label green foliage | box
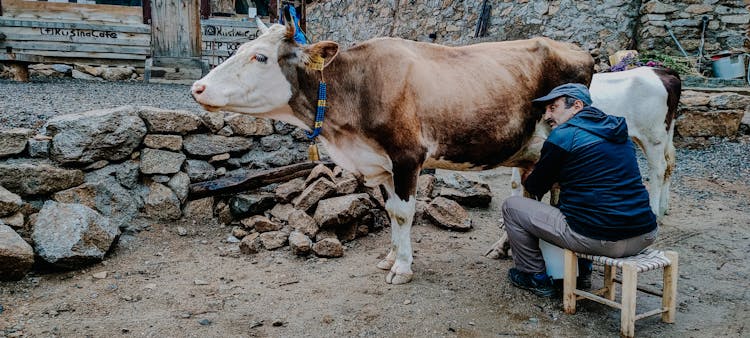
[637,51,695,75]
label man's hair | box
[563,96,581,108]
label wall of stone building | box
[638,0,749,57]
[305,0,748,69]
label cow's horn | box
[256,17,269,34]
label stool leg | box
[662,251,678,323]
[563,249,577,314]
[620,263,637,338]
[604,264,616,301]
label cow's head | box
[191,17,339,114]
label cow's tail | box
[653,67,682,132]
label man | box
[503,83,658,297]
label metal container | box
[711,52,746,79]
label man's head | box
[533,83,592,128]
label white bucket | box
[712,54,746,79]
[248,7,257,19]
[539,239,577,279]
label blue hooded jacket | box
[524,106,657,241]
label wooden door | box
[150,0,200,58]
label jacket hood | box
[565,106,629,143]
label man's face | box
[543,97,581,128]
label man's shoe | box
[508,268,556,298]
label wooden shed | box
[0,0,305,83]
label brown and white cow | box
[191,18,594,284]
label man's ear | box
[303,41,339,69]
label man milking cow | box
[502,83,659,297]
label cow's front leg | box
[381,162,420,285]
[384,192,416,284]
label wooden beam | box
[189,161,334,199]
[1,40,150,55]
[2,0,143,25]
[0,18,151,34]
[200,0,211,20]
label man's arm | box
[523,141,568,199]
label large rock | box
[140,148,186,175]
[0,185,23,217]
[85,160,140,189]
[0,128,34,158]
[229,193,276,218]
[144,183,182,220]
[313,193,373,228]
[143,134,183,151]
[434,173,492,207]
[32,201,119,269]
[197,111,225,133]
[259,231,288,250]
[288,231,312,256]
[100,67,133,81]
[312,238,344,258]
[0,159,84,196]
[676,110,745,137]
[138,107,202,134]
[292,177,337,211]
[275,177,306,202]
[53,177,141,230]
[241,215,282,232]
[183,134,254,157]
[0,223,34,281]
[425,197,472,231]
[184,159,217,182]
[45,106,147,164]
[288,209,319,238]
[226,114,274,136]
[168,171,191,203]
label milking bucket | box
[539,239,577,279]
[711,52,746,79]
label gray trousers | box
[501,196,658,274]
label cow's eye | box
[255,54,268,63]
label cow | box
[508,67,681,219]
[191,17,594,284]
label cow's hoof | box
[376,259,395,270]
[385,271,413,284]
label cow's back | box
[330,37,593,170]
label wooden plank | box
[634,307,667,321]
[1,0,144,25]
[200,18,257,28]
[151,0,200,58]
[152,56,203,68]
[0,27,150,46]
[1,40,150,55]
[10,50,147,60]
[201,35,251,43]
[0,18,150,34]
[0,53,45,62]
[573,289,623,309]
[620,263,638,338]
[662,251,678,324]
[604,264,617,301]
[189,162,334,199]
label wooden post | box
[563,249,577,314]
[662,251,678,323]
[0,0,4,17]
[604,264,617,301]
[620,263,638,338]
[200,0,211,19]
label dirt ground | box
[1,161,749,337]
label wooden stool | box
[562,248,678,337]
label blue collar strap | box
[305,81,326,139]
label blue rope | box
[306,82,326,139]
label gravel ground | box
[2,77,748,190]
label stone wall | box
[638,0,749,56]
[306,0,749,69]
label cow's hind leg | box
[376,216,398,270]
[635,136,667,219]
[660,125,676,217]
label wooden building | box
[0,0,305,83]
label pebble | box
[92,271,107,279]
[198,319,211,326]
[403,299,412,305]
[143,283,157,290]
[177,227,188,236]
[194,279,209,285]
[226,235,240,243]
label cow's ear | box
[304,41,339,69]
